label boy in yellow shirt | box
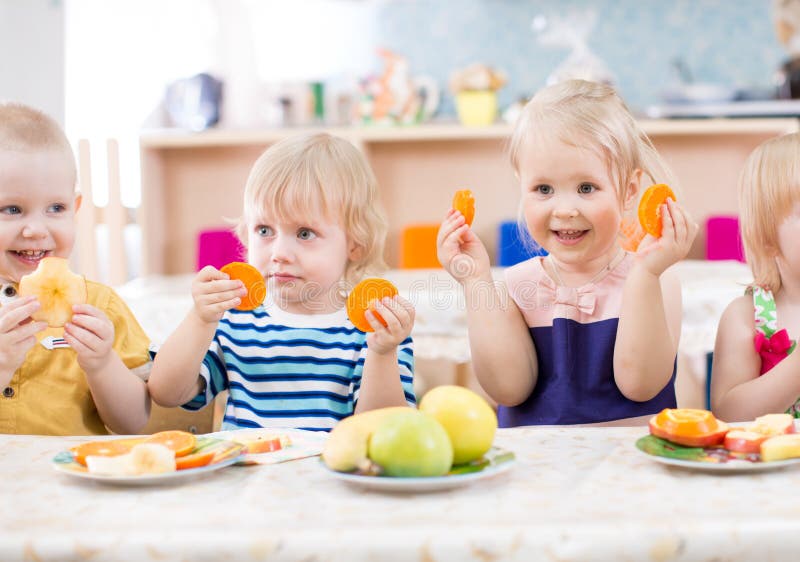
[0,102,151,435]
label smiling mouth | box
[11,250,50,260]
[553,229,587,240]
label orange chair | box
[400,224,441,269]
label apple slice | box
[724,430,768,454]
[18,257,87,328]
[760,433,800,462]
[747,413,795,436]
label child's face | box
[0,149,78,283]
[777,202,800,281]
[517,133,625,269]
[245,212,357,314]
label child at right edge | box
[712,132,800,422]
[437,79,698,426]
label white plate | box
[323,447,515,492]
[52,437,244,486]
[635,444,800,473]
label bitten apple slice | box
[747,413,795,436]
[18,257,87,328]
[724,430,769,454]
[760,433,800,462]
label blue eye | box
[578,183,596,194]
[47,203,66,213]
[297,228,316,241]
[1,206,22,215]
[257,225,273,237]
[535,185,553,195]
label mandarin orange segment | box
[144,430,197,457]
[452,189,476,226]
[638,183,676,238]
[17,257,87,328]
[619,216,645,252]
[70,440,134,467]
[346,278,399,333]
[220,262,266,311]
[175,449,216,470]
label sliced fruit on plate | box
[17,256,87,328]
[760,433,800,462]
[144,430,197,457]
[648,408,729,447]
[234,432,291,454]
[175,449,217,470]
[723,430,769,454]
[71,439,135,467]
[747,413,795,436]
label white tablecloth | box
[3,427,799,561]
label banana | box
[127,444,177,474]
[18,257,87,328]
[322,407,410,472]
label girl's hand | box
[635,199,698,276]
[436,209,491,284]
[0,296,47,384]
[365,295,415,355]
[64,304,117,374]
[191,266,247,324]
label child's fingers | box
[8,320,47,345]
[196,265,227,282]
[382,296,415,328]
[369,300,401,333]
[63,322,99,353]
[0,297,39,332]
[665,199,688,243]
[660,202,675,240]
[68,313,113,342]
[62,330,91,355]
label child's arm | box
[711,296,800,421]
[615,198,697,401]
[64,303,150,434]
[148,267,246,408]
[0,297,47,388]
[437,210,538,406]
[354,295,415,413]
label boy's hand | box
[365,295,415,355]
[63,304,118,374]
[635,199,698,276]
[437,209,491,284]
[191,266,247,324]
[0,296,48,384]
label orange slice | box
[17,257,87,328]
[638,184,676,238]
[452,189,475,226]
[648,408,729,447]
[619,216,645,252]
[346,278,399,333]
[71,440,134,467]
[144,430,197,457]
[175,449,216,470]
[220,262,266,311]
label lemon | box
[419,385,497,464]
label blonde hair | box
[0,101,76,186]
[236,133,387,285]
[738,132,800,292]
[509,80,677,210]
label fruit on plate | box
[17,256,87,328]
[638,183,676,238]
[234,432,291,454]
[143,430,196,457]
[220,262,266,311]
[85,443,176,476]
[648,408,729,447]
[723,430,769,454]
[760,433,800,462]
[71,439,137,467]
[452,189,475,226]
[419,385,497,464]
[367,409,453,477]
[174,449,217,470]
[747,413,795,436]
[345,278,399,333]
[322,406,411,472]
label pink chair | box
[705,216,745,262]
[197,229,244,271]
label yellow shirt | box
[0,280,151,435]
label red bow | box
[754,329,794,374]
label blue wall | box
[373,0,786,115]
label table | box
[2,427,800,561]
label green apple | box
[367,410,453,477]
[419,385,497,465]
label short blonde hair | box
[738,132,800,292]
[509,80,677,208]
[236,133,387,285]
[0,101,76,186]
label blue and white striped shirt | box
[183,301,415,431]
